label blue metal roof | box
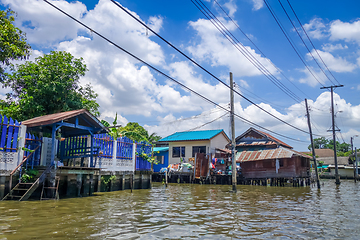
[153,147,169,152]
[159,129,227,142]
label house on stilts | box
[1,109,152,201]
[235,128,311,186]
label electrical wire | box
[263,0,327,88]
[285,0,341,85]
[192,0,303,104]
[277,0,336,86]
[109,0,313,136]
[213,0,312,100]
[43,0,310,143]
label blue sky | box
[1,0,360,151]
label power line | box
[188,112,228,131]
[191,0,303,103]
[213,0,312,100]
[285,0,341,85]
[277,0,336,86]
[263,0,327,88]
[42,0,309,143]
[109,0,312,135]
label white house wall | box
[168,140,210,165]
[167,133,229,165]
[210,133,229,154]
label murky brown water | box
[1,180,360,239]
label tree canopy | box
[106,115,161,144]
[308,137,351,153]
[0,51,100,121]
[0,9,31,81]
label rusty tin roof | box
[236,147,311,163]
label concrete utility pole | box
[305,99,320,189]
[320,85,343,185]
[230,72,237,192]
[356,147,358,180]
[351,136,358,182]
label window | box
[172,146,185,158]
[192,146,206,157]
[157,155,164,164]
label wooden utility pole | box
[305,99,320,189]
[320,85,343,185]
[230,72,237,192]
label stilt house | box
[235,128,311,179]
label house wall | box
[168,140,210,165]
[210,134,229,153]
[153,151,169,172]
[241,157,310,179]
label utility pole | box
[356,147,358,180]
[351,136,358,182]
[305,99,320,189]
[230,72,237,192]
[320,85,343,185]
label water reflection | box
[1,180,360,239]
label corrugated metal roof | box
[159,129,228,142]
[236,147,311,162]
[153,147,169,152]
[22,109,107,137]
[237,141,277,147]
[257,129,293,149]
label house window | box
[192,146,206,157]
[157,155,164,164]
[279,159,284,167]
[173,146,185,158]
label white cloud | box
[330,19,360,44]
[2,0,87,46]
[322,43,348,52]
[223,0,237,17]
[238,79,249,89]
[298,67,327,87]
[187,18,278,77]
[251,0,264,11]
[303,18,328,39]
[307,49,357,73]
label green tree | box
[0,9,31,81]
[307,137,329,151]
[0,51,100,120]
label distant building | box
[158,129,230,165]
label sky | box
[1,0,360,151]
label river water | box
[1,180,359,239]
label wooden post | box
[165,170,168,187]
[305,99,320,189]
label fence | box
[0,115,20,152]
[58,134,152,171]
[136,141,152,171]
[23,133,42,168]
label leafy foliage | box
[308,137,352,156]
[0,51,100,120]
[20,168,39,183]
[0,9,31,81]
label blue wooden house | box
[152,147,169,172]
